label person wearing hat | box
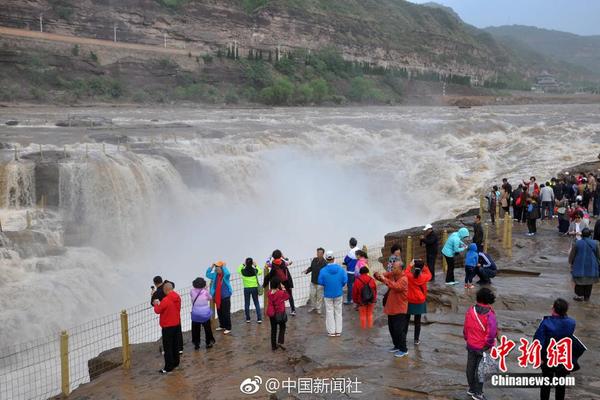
[420,224,439,282]
[568,227,600,302]
[318,251,348,337]
[206,261,233,334]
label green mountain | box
[485,25,600,74]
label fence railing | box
[0,242,386,400]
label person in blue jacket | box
[441,227,469,285]
[206,261,233,334]
[464,243,479,289]
[534,298,576,400]
[319,251,348,337]
[343,237,360,305]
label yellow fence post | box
[508,218,513,257]
[442,230,448,273]
[120,310,131,369]
[483,223,489,253]
[495,202,500,235]
[503,213,509,249]
[479,195,484,219]
[406,236,413,266]
[263,266,269,310]
[60,330,70,396]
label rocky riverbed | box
[55,163,600,400]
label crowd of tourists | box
[149,173,599,400]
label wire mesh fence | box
[0,242,385,400]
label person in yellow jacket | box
[238,257,263,323]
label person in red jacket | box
[374,259,409,358]
[267,276,290,351]
[153,282,182,374]
[405,260,432,345]
[352,266,377,329]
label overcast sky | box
[409,0,600,36]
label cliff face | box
[0,0,514,81]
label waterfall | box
[0,160,36,208]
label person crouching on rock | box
[190,278,215,350]
[352,266,377,329]
[374,259,409,358]
[153,282,182,374]
[463,287,497,400]
[267,276,290,351]
[475,251,497,285]
[206,261,233,334]
[406,259,431,345]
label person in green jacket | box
[238,257,263,323]
[441,227,470,285]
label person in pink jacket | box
[267,277,290,351]
[463,288,497,400]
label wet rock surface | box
[57,220,600,400]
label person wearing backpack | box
[526,197,540,236]
[485,186,501,225]
[238,257,263,324]
[352,266,377,329]
[534,298,577,400]
[190,278,215,350]
[266,276,290,351]
[568,228,600,302]
[264,250,296,315]
[463,288,497,400]
[406,260,431,345]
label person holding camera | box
[206,261,233,334]
[238,257,263,323]
[264,250,296,315]
[406,259,431,345]
[190,278,215,350]
[151,276,182,354]
[266,276,290,351]
[153,282,181,374]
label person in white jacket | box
[540,182,555,220]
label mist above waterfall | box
[0,104,598,345]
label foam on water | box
[0,104,598,346]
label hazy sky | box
[409,0,600,36]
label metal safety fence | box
[0,243,385,400]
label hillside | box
[485,25,600,75]
[0,0,598,105]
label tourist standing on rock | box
[540,183,556,220]
[343,237,360,305]
[524,176,540,198]
[568,211,589,241]
[264,250,296,315]
[318,251,348,337]
[190,278,215,350]
[150,277,182,354]
[512,184,525,222]
[464,243,479,289]
[568,228,600,302]
[472,216,484,253]
[153,282,181,374]
[485,186,501,225]
[500,186,510,218]
[526,197,540,236]
[206,261,233,334]
[305,247,327,314]
[374,259,409,358]
[501,178,512,217]
[420,224,439,281]
[557,198,571,235]
[386,243,403,272]
[266,276,290,351]
[238,257,263,324]
[474,251,497,285]
[354,249,369,277]
[534,298,576,400]
[406,259,431,345]
[463,287,497,400]
[441,227,469,285]
[352,266,377,329]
